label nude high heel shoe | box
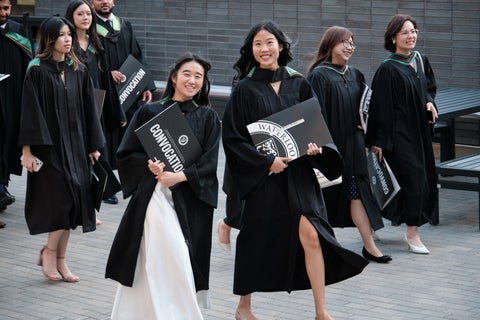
[37,246,61,281]
[56,256,80,283]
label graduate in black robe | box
[18,17,104,282]
[91,0,156,173]
[365,14,437,254]
[307,26,390,264]
[106,53,220,311]
[0,1,33,209]
[65,0,123,206]
[222,20,368,320]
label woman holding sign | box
[222,20,368,320]
[365,14,437,254]
[307,26,390,263]
[65,0,124,207]
[106,52,220,319]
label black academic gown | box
[79,45,126,169]
[0,20,32,183]
[365,52,437,226]
[307,64,383,231]
[222,66,368,295]
[18,59,105,234]
[95,15,156,169]
[105,99,221,291]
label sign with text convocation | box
[117,55,153,112]
[366,151,401,210]
[247,97,333,160]
[134,103,202,172]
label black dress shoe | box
[362,246,392,263]
[0,184,15,207]
[0,192,15,208]
[103,195,118,205]
[0,220,5,228]
[0,205,6,212]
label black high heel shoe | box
[362,246,392,263]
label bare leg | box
[217,218,231,245]
[56,230,79,282]
[298,216,333,320]
[38,230,63,280]
[235,294,257,320]
[350,199,383,257]
[406,225,425,246]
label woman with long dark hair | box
[222,20,368,320]
[106,52,221,319]
[65,0,125,206]
[19,16,104,282]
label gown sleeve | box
[423,55,437,106]
[222,85,276,199]
[82,67,106,153]
[18,66,54,147]
[182,108,221,208]
[365,63,395,151]
[116,108,150,198]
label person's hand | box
[111,70,124,84]
[306,142,322,156]
[426,102,438,124]
[21,153,38,173]
[142,90,152,103]
[371,146,383,162]
[270,156,291,174]
[148,159,165,176]
[89,150,101,164]
[157,171,187,188]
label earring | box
[393,39,396,44]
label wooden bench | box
[436,153,480,230]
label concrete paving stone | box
[1,146,480,319]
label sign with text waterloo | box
[247,97,333,160]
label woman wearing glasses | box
[307,26,390,263]
[365,14,438,254]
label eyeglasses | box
[342,39,356,50]
[0,5,11,11]
[398,29,419,36]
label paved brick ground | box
[1,146,479,320]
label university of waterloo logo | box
[247,120,300,158]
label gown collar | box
[316,61,349,75]
[42,59,72,73]
[387,52,416,66]
[247,66,301,82]
[161,97,200,113]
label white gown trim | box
[111,183,203,320]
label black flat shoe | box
[362,246,392,263]
[103,195,118,205]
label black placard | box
[247,97,333,160]
[117,55,153,112]
[134,103,202,172]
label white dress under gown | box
[111,183,204,320]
